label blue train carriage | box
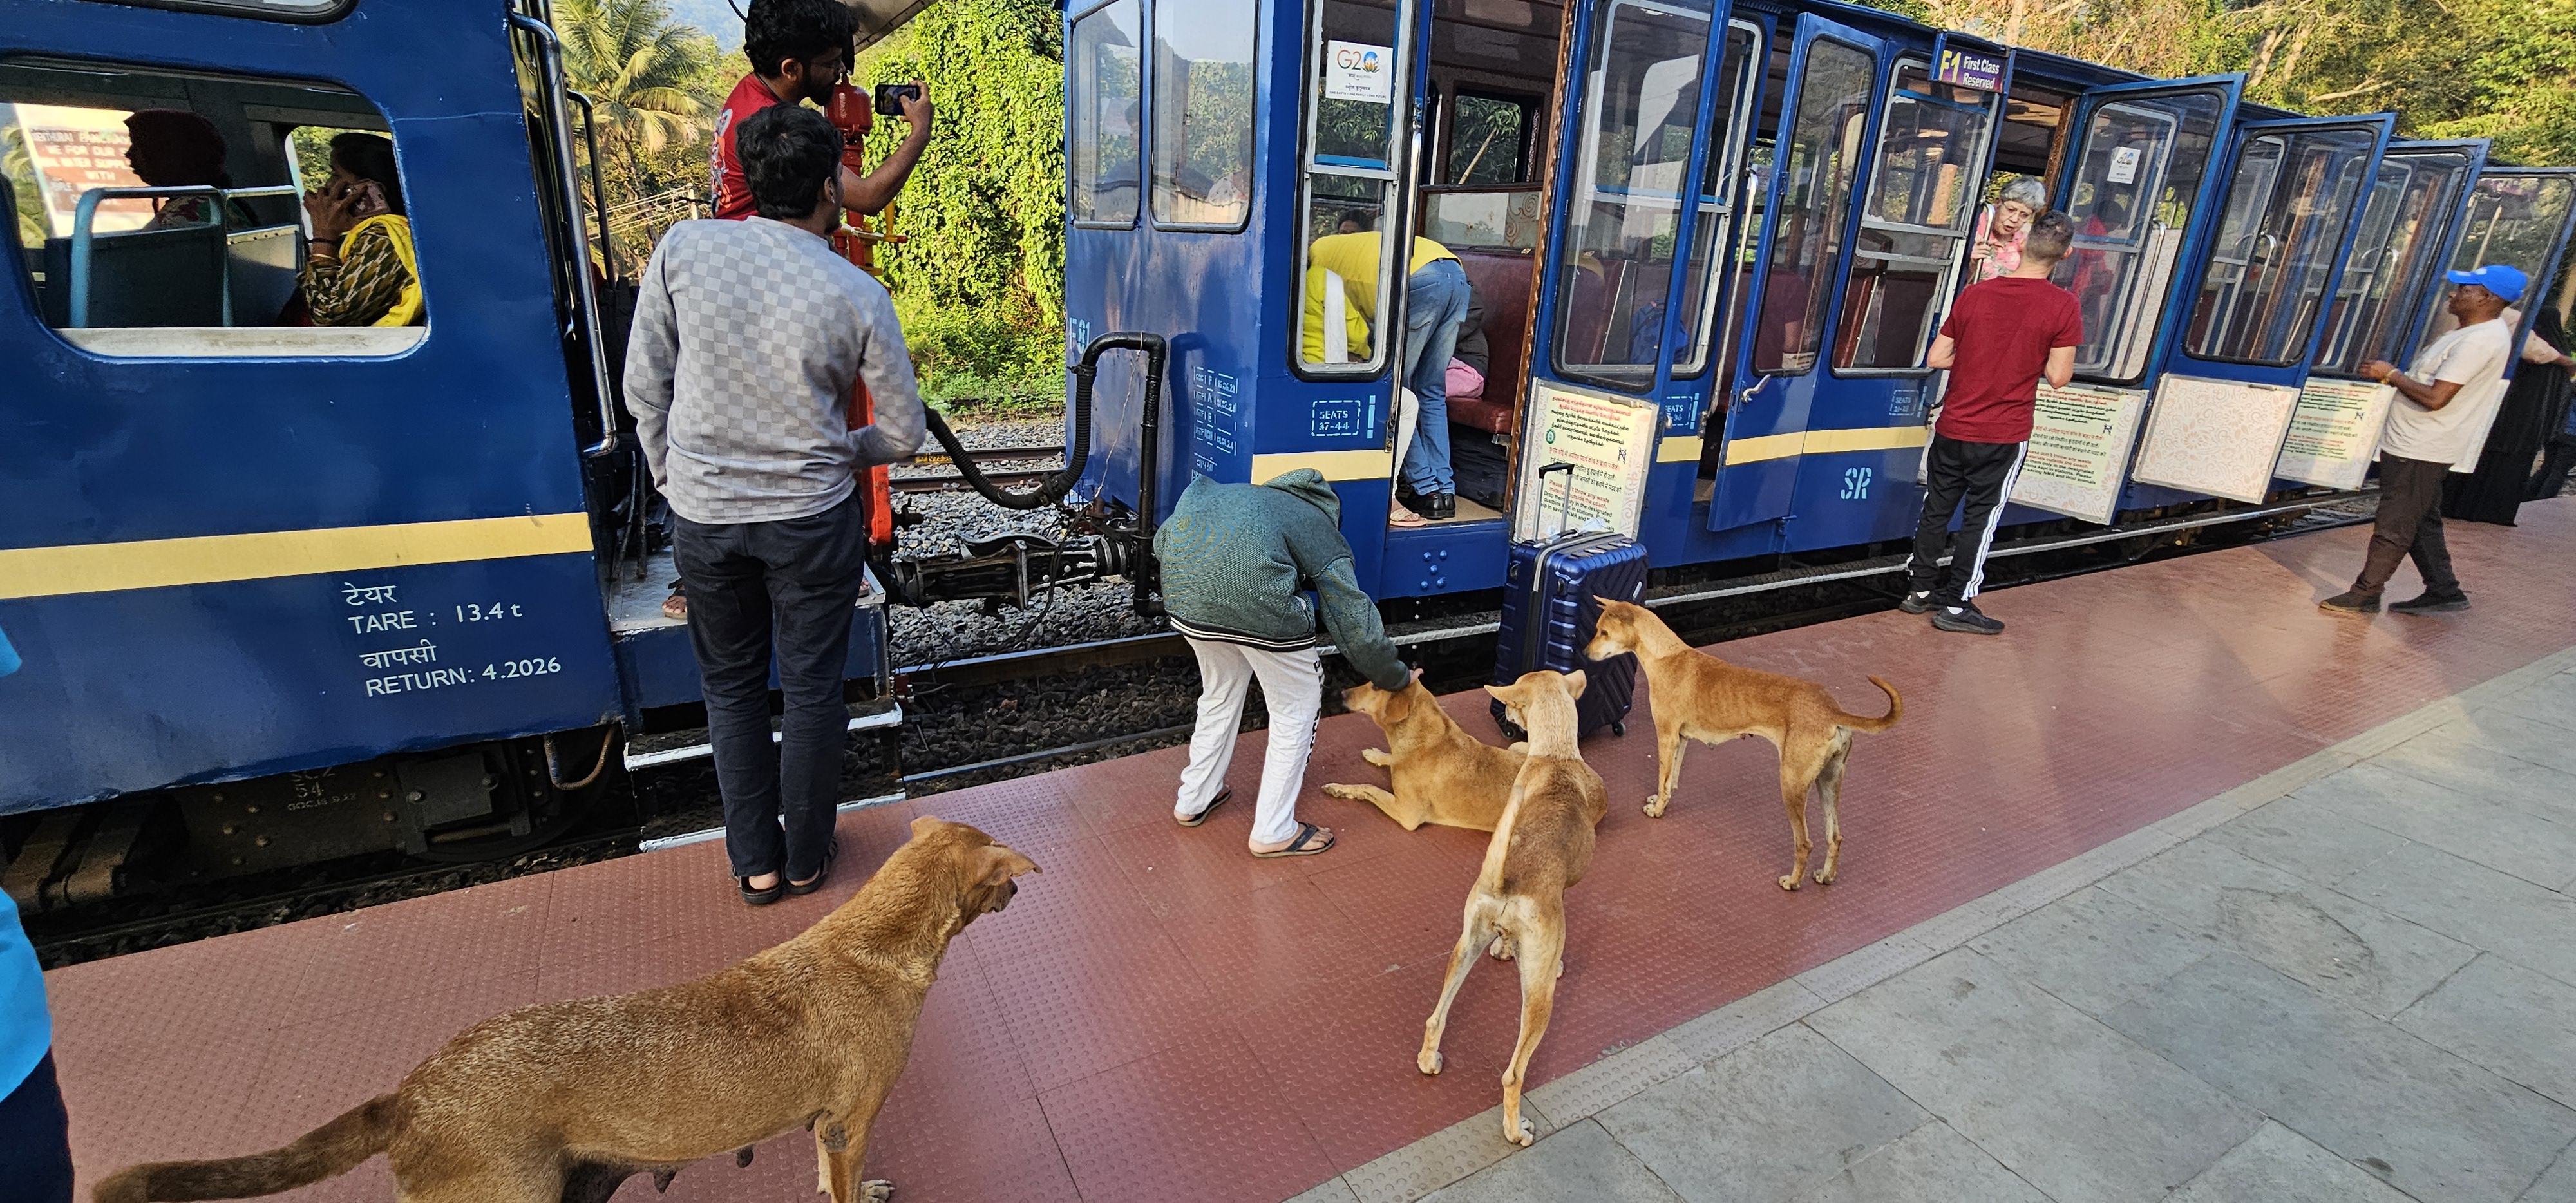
[1061,0,2573,602]
[0,0,900,901]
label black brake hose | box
[919,332,1167,510]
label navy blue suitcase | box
[1491,464,1648,742]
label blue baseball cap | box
[2446,263,2528,304]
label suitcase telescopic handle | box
[1537,462,1575,536]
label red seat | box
[1450,250,1536,435]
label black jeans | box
[673,495,869,882]
[0,1054,72,1203]
[2531,437,2576,500]
[2356,453,2459,596]
[1907,435,2029,603]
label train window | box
[1068,0,1142,227]
[1749,37,1873,377]
[1419,90,1546,253]
[1448,92,1535,186]
[2184,124,2377,365]
[1831,64,2002,374]
[2418,172,2576,347]
[2049,90,2224,382]
[2,56,425,355]
[1674,21,1759,377]
[2313,150,2474,376]
[79,0,354,23]
[1295,0,1414,375]
[1151,0,1256,229]
[1548,0,1717,390]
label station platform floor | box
[49,500,2576,1203]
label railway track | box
[891,444,1065,494]
[28,491,2376,966]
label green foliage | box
[4,122,46,247]
[558,0,731,273]
[857,0,1066,397]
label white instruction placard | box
[2009,383,2149,524]
[2107,146,2141,185]
[1323,41,1395,104]
[2129,374,2305,503]
[2275,377,2396,489]
[1513,381,1658,540]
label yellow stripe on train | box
[0,513,595,600]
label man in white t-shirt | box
[2322,264,2525,616]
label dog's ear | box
[963,843,1041,914]
[1482,683,1511,703]
[978,843,1041,883]
[1384,683,1416,723]
[1563,669,1587,699]
[910,814,943,840]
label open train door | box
[1508,0,1748,540]
[1704,14,1893,536]
[2280,140,2488,490]
[2114,112,2394,507]
[2410,166,2576,473]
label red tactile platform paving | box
[51,502,2576,1202]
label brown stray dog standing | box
[1416,669,1608,1147]
[93,816,1041,1203]
[1323,667,1527,832]
[1585,598,1900,890]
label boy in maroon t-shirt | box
[708,0,931,222]
[1902,211,2083,635]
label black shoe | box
[1898,591,1935,615]
[784,836,840,896]
[2389,590,2470,614]
[2318,589,2382,614]
[1931,600,2004,635]
[1428,493,1456,520]
[739,876,782,907]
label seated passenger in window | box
[125,110,258,232]
[296,133,422,327]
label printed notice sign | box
[2129,374,2304,504]
[1513,381,1658,540]
[1935,48,2005,91]
[12,105,151,236]
[2009,383,2148,524]
[2107,146,2142,185]
[2275,377,2395,489]
[1323,41,1394,104]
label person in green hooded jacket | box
[1156,469,1412,857]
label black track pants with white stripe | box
[1906,435,2029,604]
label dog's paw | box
[1418,1047,1445,1075]
[1643,794,1671,817]
[1777,873,1803,891]
[1322,783,1360,800]
[859,1180,894,1202]
[1360,747,1394,766]
[1812,866,1837,886]
[1504,1114,1535,1146]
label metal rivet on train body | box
[244,804,258,813]
[1438,551,1448,559]
[1421,551,1433,561]
[253,837,270,848]
[406,791,425,802]
[220,824,236,836]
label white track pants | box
[1175,638,1323,846]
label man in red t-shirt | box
[709,0,932,223]
[1901,211,2083,635]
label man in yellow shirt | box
[1301,229,1471,520]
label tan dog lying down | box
[1324,668,1526,832]
[1417,669,1608,1147]
[1585,598,1900,891]
[94,817,1041,1203]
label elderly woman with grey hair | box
[1970,177,2049,283]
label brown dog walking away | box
[93,817,1040,1203]
[1416,669,1607,1147]
[1324,668,1526,832]
[1585,598,1900,891]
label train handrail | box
[510,11,620,460]
[68,184,297,328]
[565,90,618,284]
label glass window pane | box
[1297,176,1396,366]
[2314,151,2471,374]
[1069,0,1142,225]
[1314,0,1400,170]
[1422,189,1540,251]
[1448,93,1531,185]
[2049,91,2226,380]
[1750,37,1873,376]
[2185,126,2377,365]
[1678,23,1757,374]
[1550,0,1715,387]
[2419,172,2576,346]
[1834,67,1999,372]
[1152,0,1256,227]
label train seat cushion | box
[1452,250,1533,435]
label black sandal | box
[1176,786,1233,828]
[739,876,782,907]
[784,836,839,896]
[1252,821,1334,858]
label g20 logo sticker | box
[1840,467,1873,500]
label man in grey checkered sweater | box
[625,102,924,906]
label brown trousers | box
[2356,453,2459,596]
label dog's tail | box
[91,1094,397,1202]
[1834,676,1902,733]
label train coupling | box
[883,522,1148,610]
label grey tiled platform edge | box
[1288,647,2576,1203]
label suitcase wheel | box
[1611,721,1625,737]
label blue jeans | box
[1401,258,1470,495]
